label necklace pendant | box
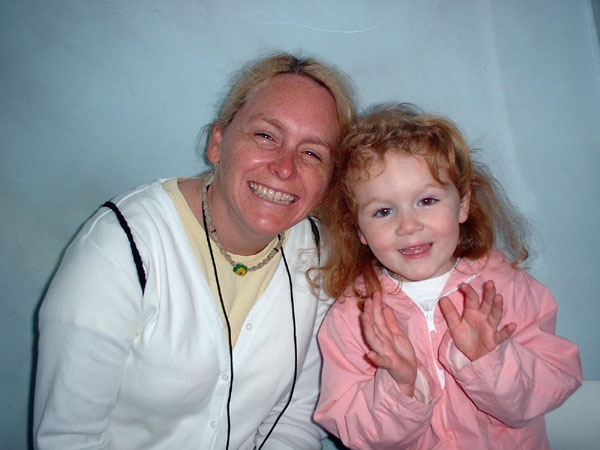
[233,264,248,276]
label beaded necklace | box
[201,178,283,276]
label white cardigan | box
[34,180,329,449]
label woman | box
[33,53,356,450]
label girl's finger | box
[382,306,403,336]
[360,310,380,348]
[479,281,496,315]
[439,296,462,329]
[371,297,384,320]
[497,322,517,343]
[461,283,481,312]
[487,293,505,329]
[362,298,384,341]
[371,297,390,336]
[366,350,385,367]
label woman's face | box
[207,73,339,253]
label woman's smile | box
[249,181,297,205]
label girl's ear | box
[458,188,471,224]
[358,229,369,246]
[207,125,223,164]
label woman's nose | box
[268,149,297,179]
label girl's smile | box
[354,151,470,282]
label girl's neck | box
[386,258,460,287]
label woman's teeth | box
[249,182,296,205]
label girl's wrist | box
[397,381,415,398]
[389,370,416,397]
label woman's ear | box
[206,124,223,164]
[459,188,471,224]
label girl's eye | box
[375,208,394,217]
[418,197,438,206]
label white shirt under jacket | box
[34,179,330,450]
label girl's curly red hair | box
[312,103,529,300]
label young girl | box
[313,104,582,449]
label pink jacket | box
[314,251,582,449]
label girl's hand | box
[361,297,417,397]
[439,280,517,361]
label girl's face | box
[354,151,470,282]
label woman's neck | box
[179,177,275,256]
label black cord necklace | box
[201,188,298,450]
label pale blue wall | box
[1,1,599,447]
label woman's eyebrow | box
[248,114,334,148]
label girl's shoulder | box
[328,274,371,316]
[330,269,401,316]
[464,250,552,299]
[462,249,522,278]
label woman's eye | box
[303,150,322,161]
[418,197,438,206]
[255,132,273,140]
[375,208,393,217]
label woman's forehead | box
[232,74,339,140]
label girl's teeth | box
[400,244,430,255]
[250,182,296,205]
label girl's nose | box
[268,149,297,179]
[396,211,423,235]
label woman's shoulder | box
[75,179,181,250]
[111,178,175,215]
[287,215,323,251]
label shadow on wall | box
[28,288,45,450]
[28,243,73,450]
[322,434,348,450]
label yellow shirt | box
[163,178,284,345]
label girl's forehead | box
[349,150,453,186]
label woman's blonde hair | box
[315,103,529,300]
[213,52,356,137]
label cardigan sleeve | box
[439,270,582,428]
[314,301,437,450]
[34,214,143,450]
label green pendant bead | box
[233,264,248,276]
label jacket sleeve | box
[255,297,329,449]
[314,302,437,450]
[34,216,142,450]
[439,271,582,428]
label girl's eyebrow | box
[422,181,449,190]
[357,196,386,211]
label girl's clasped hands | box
[361,280,517,394]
